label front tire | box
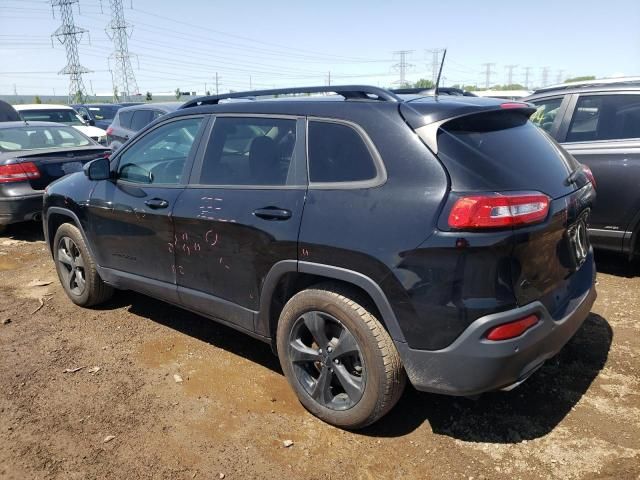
[276,284,406,429]
[53,223,113,307]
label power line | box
[541,66,551,87]
[556,69,565,84]
[481,63,496,89]
[523,66,532,89]
[106,0,139,101]
[51,0,91,103]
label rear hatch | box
[6,146,109,190]
[403,100,595,318]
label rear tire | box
[53,223,113,307]
[276,284,406,429]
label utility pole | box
[106,0,138,102]
[556,69,565,84]
[481,63,496,89]
[505,64,518,85]
[51,0,91,104]
[541,66,550,87]
[427,49,442,84]
[523,66,532,89]
[215,72,219,95]
[13,84,17,96]
[327,71,331,86]
[392,50,414,87]
[249,75,252,90]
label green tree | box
[175,88,182,100]
[564,75,596,83]
[145,91,153,101]
[113,86,120,102]
[72,90,84,104]
[414,78,434,89]
[34,95,42,104]
[205,90,211,96]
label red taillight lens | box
[105,127,113,136]
[0,162,41,183]
[582,165,596,188]
[486,314,539,341]
[500,102,528,109]
[448,192,550,229]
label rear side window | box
[118,110,134,129]
[130,110,154,131]
[308,121,377,183]
[198,117,298,186]
[567,94,640,142]
[530,97,563,132]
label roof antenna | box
[434,48,447,100]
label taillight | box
[582,165,596,188]
[448,192,550,229]
[0,162,41,183]
[486,314,539,341]
[500,102,528,109]
[106,127,113,136]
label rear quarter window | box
[118,110,134,129]
[308,121,378,184]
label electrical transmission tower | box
[523,66,532,89]
[106,0,138,102]
[556,69,565,84]
[392,50,414,87]
[541,66,550,87]
[505,64,518,85]
[51,0,91,103]
[481,63,496,89]
[427,49,443,84]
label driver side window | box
[117,117,203,185]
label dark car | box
[42,85,596,429]
[106,102,182,151]
[72,103,122,130]
[525,78,640,259]
[0,121,109,232]
[0,100,20,122]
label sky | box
[1,0,639,96]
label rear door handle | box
[144,198,169,209]
[253,207,292,221]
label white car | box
[13,104,107,144]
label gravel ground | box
[0,222,638,480]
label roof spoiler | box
[179,85,402,108]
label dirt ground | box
[0,222,638,480]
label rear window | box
[436,111,576,199]
[0,126,91,151]
[88,105,119,120]
[19,109,83,126]
[130,110,154,131]
[308,121,377,183]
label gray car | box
[105,102,183,151]
[525,78,640,259]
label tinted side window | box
[117,117,203,185]
[130,110,154,131]
[199,117,297,186]
[530,97,563,132]
[567,94,640,142]
[118,110,134,129]
[308,121,377,183]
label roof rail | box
[534,76,640,94]
[180,85,402,109]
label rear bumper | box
[397,284,597,396]
[0,193,43,225]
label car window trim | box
[306,116,387,190]
[561,91,640,144]
[186,113,308,190]
[111,113,208,188]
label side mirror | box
[84,157,111,181]
[88,118,96,126]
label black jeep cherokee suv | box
[43,86,597,429]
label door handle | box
[253,207,292,221]
[144,198,169,209]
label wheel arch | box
[45,207,93,258]
[258,260,406,353]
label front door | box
[87,116,207,299]
[172,115,307,332]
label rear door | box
[87,115,207,300]
[172,115,306,333]
[557,92,640,237]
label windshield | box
[19,109,84,126]
[88,105,120,120]
[0,125,92,152]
